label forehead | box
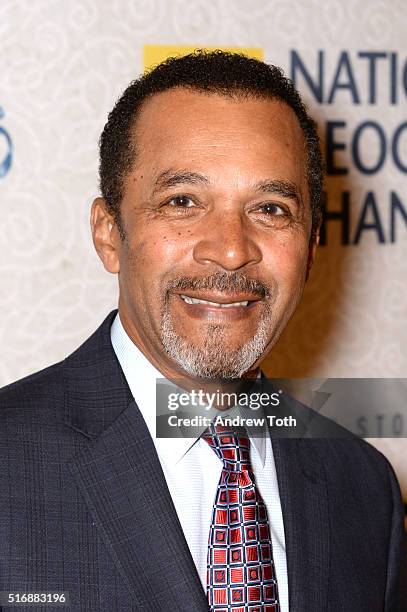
[131,87,307,190]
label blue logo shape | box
[0,106,12,178]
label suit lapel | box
[260,376,330,610]
[272,437,330,611]
[64,311,208,611]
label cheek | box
[120,231,193,293]
[142,225,196,270]
[264,236,310,291]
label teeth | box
[180,295,249,307]
[220,301,249,308]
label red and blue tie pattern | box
[202,423,280,612]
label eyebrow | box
[253,179,303,207]
[152,170,209,196]
[152,169,302,207]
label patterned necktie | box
[202,423,280,612]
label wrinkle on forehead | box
[128,88,309,209]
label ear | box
[305,224,320,281]
[90,197,121,274]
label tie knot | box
[201,423,251,472]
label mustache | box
[166,271,271,299]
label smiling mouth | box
[179,294,260,308]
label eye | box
[166,195,195,208]
[250,201,292,228]
[258,203,286,216]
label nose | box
[193,209,262,271]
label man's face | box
[94,88,317,380]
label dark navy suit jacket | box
[0,310,406,611]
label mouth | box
[177,292,262,310]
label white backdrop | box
[0,0,406,496]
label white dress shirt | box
[110,312,289,611]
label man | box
[0,51,405,611]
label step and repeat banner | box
[0,1,406,494]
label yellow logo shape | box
[143,45,264,73]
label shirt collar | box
[110,312,266,466]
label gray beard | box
[159,306,272,380]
